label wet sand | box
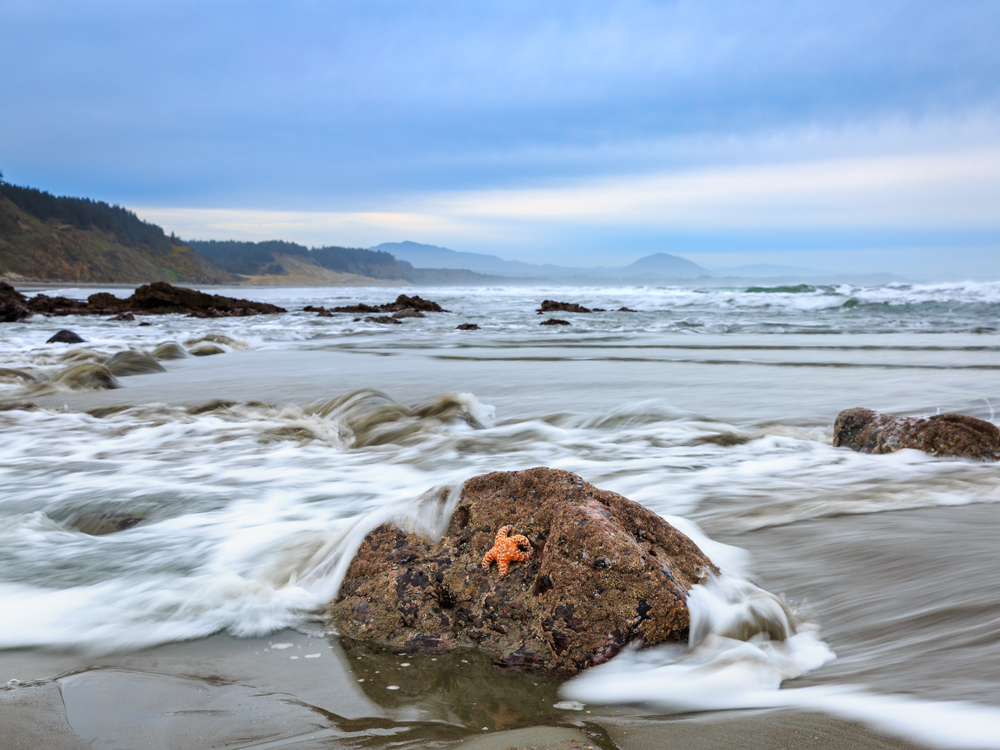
[2,649,923,750]
[8,501,987,749]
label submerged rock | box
[387,294,448,313]
[0,367,38,385]
[537,300,592,314]
[188,342,226,356]
[456,323,480,330]
[46,329,85,344]
[833,407,1000,462]
[152,342,189,360]
[108,312,135,321]
[330,467,718,675]
[104,350,166,376]
[71,512,147,536]
[540,318,570,326]
[51,362,120,390]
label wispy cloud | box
[140,146,1000,250]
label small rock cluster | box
[834,407,1000,462]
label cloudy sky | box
[3,0,999,277]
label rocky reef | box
[328,294,449,314]
[0,281,286,319]
[536,300,593,314]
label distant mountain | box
[373,241,565,277]
[622,253,711,278]
[372,241,712,279]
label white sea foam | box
[562,573,1000,749]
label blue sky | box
[2,0,999,277]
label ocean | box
[1,281,999,749]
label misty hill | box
[0,182,230,283]
[372,241,566,277]
[619,253,710,278]
[373,241,712,279]
[187,239,502,285]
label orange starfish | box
[481,524,533,578]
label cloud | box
[435,147,1000,229]
[140,145,1000,248]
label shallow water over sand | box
[1,282,999,748]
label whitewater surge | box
[562,571,1000,749]
[2,281,999,747]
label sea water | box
[1,281,999,747]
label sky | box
[2,0,999,278]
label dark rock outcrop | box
[330,468,718,675]
[3,282,286,319]
[303,306,334,317]
[540,318,570,326]
[332,295,449,314]
[332,303,382,314]
[537,300,592,314]
[456,323,480,330]
[387,294,448,313]
[0,282,31,322]
[71,512,148,536]
[833,407,1000,462]
[364,315,402,325]
[46,329,85,344]
[88,292,124,311]
[128,282,286,316]
[27,295,90,315]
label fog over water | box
[2,281,999,748]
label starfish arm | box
[481,548,496,572]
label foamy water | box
[2,281,999,748]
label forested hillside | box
[188,239,408,280]
[0,182,231,283]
